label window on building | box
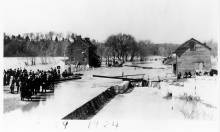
[190,42,196,51]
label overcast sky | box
[2,0,219,43]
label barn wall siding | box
[177,43,211,74]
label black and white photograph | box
[1,0,219,132]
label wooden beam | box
[113,74,145,77]
[93,75,144,81]
[124,65,164,69]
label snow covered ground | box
[92,56,219,120]
[3,57,173,119]
[3,56,219,120]
[3,57,68,72]
[93,87,184,120]
[160,76,219,108]
[2,57,219,121]
[93,76,218,120]
[2,56,219,132]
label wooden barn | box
[171,38,211,75]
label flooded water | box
[3,56,174,120]
[4,57,217,120]
[4,68,119,119]
[4,56,216,120]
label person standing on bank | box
[9,75,15,93]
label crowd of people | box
[177,69,218,79]
[177,71,192,79]
[4,67,61,100]
[62,69,74,78]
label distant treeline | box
[4,32,70,57]
[95,33,179,62]
[204,40,218,57]
[4,32,218,59]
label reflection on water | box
[21,90,55,112]
[22,102,40,112]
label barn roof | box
[174,38,211,57]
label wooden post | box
[194,74,197,96]
[176,55,178,79]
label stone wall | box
[62,81,131,120]
[62,86,116,120]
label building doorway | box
[195,62,204,72]
[173,63,177,74]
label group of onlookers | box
[4,68,61,100]
[177,69,218,79]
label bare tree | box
[206,40,218,57]
[29,33,35,41]
[48,31,55,40]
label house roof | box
[174,38,211,57]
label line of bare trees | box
[4,32,72,57]
[95,33,178,65]
[4,32,217,65]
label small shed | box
[173,38,211,75]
